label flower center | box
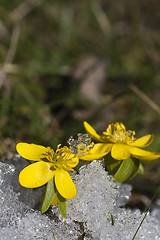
[102,122,136,144]
[43,144,78,171]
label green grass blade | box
[132,209,150,240]
[143,186,160,213]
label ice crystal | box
[68,133,94,155]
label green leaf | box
[104,154,122,175]
[41,178,56,213]
[113,158,135,182]
[57,192,67,218]
[129,158,141,179]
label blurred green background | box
[0,0,160,206]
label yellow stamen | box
[42,145,78,171]
[102,122,136,144]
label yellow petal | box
[55,169,76,199]
[111,144,131,160]
[51,193,58,206]
[84,121,105,142]
[129,134,154,148]
[19,161,55,188]
[16,142,47,161]
[80,143,113,161]
[128,145,160,161]
[67,157,79,168]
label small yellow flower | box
[84,121,160,161]
[16,143,79,199]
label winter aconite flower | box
[16,143,78,200]
[84,121,160,182]
[84,121,160,161]
[16,141,107,216]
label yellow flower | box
[16,143,79,200]
[84,121,160,161]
